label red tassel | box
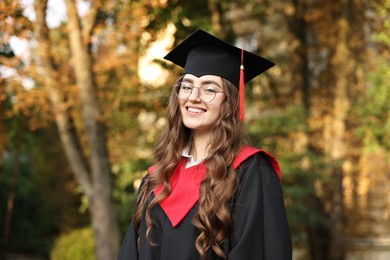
[239,49,245,121]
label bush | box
[50,227,94,260]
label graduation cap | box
[164,29,275,121]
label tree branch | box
[33,0,93,199]
[82,0,99,46]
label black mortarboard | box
[164,29,275,120]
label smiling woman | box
[118,29,292,260]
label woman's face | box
[178,74,225,134]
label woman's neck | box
[191,131,211,161]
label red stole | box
[149,146,280,227]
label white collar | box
[182,145,205,168]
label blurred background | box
[1,0,389,259]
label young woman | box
[118,29,292,259]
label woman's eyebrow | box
[201,80,221,86]
[200,80,223,91]
[182,78,222,88]
[182,78,194,83]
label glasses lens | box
[175,83,190,100]
[200,87,217,103]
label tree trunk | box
[208,0,223,37]
[2,117,22,244]
[34,1,120,259]
[288,0,363,257]
[64,0,119,259]
[286,1,332,258]
[323,7,353,260]
[34,0,93,199]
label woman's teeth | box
[187,107,205,113]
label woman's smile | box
[186,106,207,114]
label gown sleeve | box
[227,153,292,260]
[117,176,148,260]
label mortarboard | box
[164,29,275,121]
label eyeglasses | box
[174,82,224,103]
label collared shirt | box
[182,145,205,168]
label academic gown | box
[118,147,292,260]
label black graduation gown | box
[118,152,292,260]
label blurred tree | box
[31,0,121,258]
[0,108,86,257]
[347,0,390,242]
[2,116,22,249]
[265,0,367,259]
[248,0,389,259]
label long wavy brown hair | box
[133,75,245,259]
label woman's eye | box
[181,84,193,91]
[203,87,218,94]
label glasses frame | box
[174,82,224,103]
